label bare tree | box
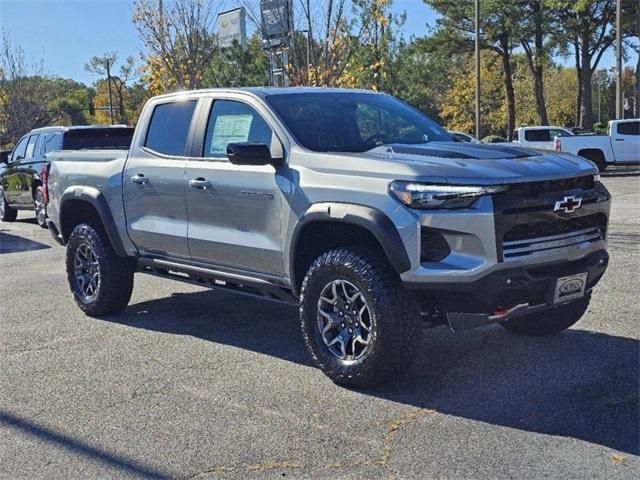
[0,31,53,145]
[85,53,137,123]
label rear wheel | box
[66,223,134,316]
[34,187,47,228]
[0,186,17,222]
[300,247,422,389]
[500,293,591,336]
[580,150,607,172]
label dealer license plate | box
[553,273,588,304]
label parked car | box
[0,125,134,226]
[505,126,575,150]
[448,131,481,143]
[554,119,640,171]
[46,88,610,388]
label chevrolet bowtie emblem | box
[554,195,582,213]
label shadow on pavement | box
[0,231,50,254]
[101,289,639,455]
[0,411,171,479]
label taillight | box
[554,138,561,152]
[40,164,49,203]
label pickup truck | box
[0,125,134,226]
[554,119,640,171]
[46,88,611,388]
[500,126,575,151]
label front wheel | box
[300,247,422,389]
[34,187,47,228]
[500,293,591,336]
[0,186,18,222]
[66,223,134,316]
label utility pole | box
[105,58,114,125]
[475,0,481,139]
[615,0,622,119]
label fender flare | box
[289,203,411,293]
[59,187,128,257]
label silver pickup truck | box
[46,88,611,388]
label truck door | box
[18,134,41,205]
[612,121,640,162]
[122,99,197,259]
[2,135,29,205]
[185,98,284,276]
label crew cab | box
[506,126,575,150]
[0,125,133,226]
[554,119,640,171]
[46,88,610,388]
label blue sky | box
[0,0,635,87]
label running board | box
[137,258,298,305]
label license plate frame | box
[553,272,588,305]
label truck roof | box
[149,86,380,102]
[516,125,570,131]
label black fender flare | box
[289,203,411,293]
[59,187,128,257]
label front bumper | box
[410,249,608,330]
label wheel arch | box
[58,187,128,257]
[289,203,411,296]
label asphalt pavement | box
[1,177,638,479]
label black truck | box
[0,125,133,227]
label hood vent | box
[387,143,540,160]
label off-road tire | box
[34,187,47,228]
[66,223,134,316]
[300,247,422,389]
[500,293,591,336]
[0,186,18,222]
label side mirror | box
[0,151,10,165]
[227,143,275,166]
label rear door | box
[612,121,640,162]
[523,129,553,150]
[123,99,197,259]
[17,134,41,205]
[184,97,285,276]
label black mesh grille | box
[503,213,607,243]
[505,176,594,195]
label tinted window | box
[25,135,39,158]
[145,100,197,156]
[12,136,29,162]
[266,92,451,153]
[524,129,551,142]
[617,121,640,136]
[203,100,273,157]
[40,133,63,155]
[63,128,134,150]
[550,129,572,138]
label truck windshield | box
[266,92,452,153]
[62,128,134,150]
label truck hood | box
[338,142,597,185]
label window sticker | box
[25,141,36,158]
[210,114,254,154]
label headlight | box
[389,181,507,209]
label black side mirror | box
[0,151,10,165]
[227,143,274,166]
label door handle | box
[130,174,149,184]
[188,178,211,189]
[614,138,624,141]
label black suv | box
[0,125,133,227]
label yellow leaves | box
[608,453,626,464]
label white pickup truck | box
[510,126,575,150]
[554,119,640,171]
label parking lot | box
[0,176,638,479]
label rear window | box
[617,121,640,136]
[524,129,551,142]
[63,128,134,150]
[145,101,197,156]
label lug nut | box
[339,311,344,316]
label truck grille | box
[506,176,594,195]
[502,214,607,260]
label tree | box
[0,31,55,144]
[133,0,218,91]
[425,0,523,140]
[85,53,137,124]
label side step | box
[137,258,298,305]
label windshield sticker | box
[210,114,253,154]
